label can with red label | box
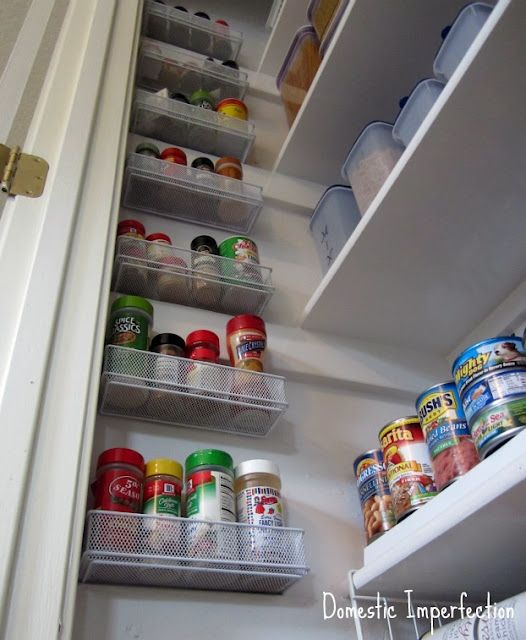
[379,417,437,521]
[93,447,145,512]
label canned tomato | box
[460,368,526,422]
[379,417,436,521]
[452,336,526,395]
[468,396,526,458]
[416,382,479,490]
[353,449,395,544]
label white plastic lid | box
[234,458,280,479]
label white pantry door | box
[0,1,141,638]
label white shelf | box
[80,510,308,594]
[302,0,526,355]
[131,90,255,162]
[353,428,526,601]
[273,0,475,184]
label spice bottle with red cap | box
[146,232,172,264]
[226,314,266,372]
[93,447,145,513]
[117,219,147,264]
[186,330,223,394]
[160,146,187,165]
[157,255,188,305]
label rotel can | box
[416,382,479,490]
[353,449,395,544]
[379,417,437,521]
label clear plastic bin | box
[433,2,493,83]
[393,79,445,147]
[276,26,321,127]
[307,0,348,42]
[341,122,404,215]
[318,0,349,58]
[309,185,361,274]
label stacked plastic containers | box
[308,0,349,58]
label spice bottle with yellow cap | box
[143,458,183,516]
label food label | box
[235,333,266,362]
[417,384,464,430]
[354,451,395,542]
[186,469,235,521]
[423,420,472,459]
[143,478,182,516]
[95,470,143,512]
[237,486,283,527]
[110,313,149,350]
[469,397,526,453]
[461,370,526,422]
[231,237,259,264]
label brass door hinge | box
[0,143,49,197]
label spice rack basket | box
[142,2,243,61]
[137,39,248,102]
[79,511,308,594]
[112,237,274,316]
[131,90,255,161]
[122,153,263,233]
[99,346,288,436]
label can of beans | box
[468,396,526,458]
[353,449,395,544]
[416,382,479,491]
[379,417,437,521]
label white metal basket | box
[80,510,308,594]
[122,153,263,233]
[99,346,288,437]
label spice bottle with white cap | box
[234,459,284,527]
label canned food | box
[379,417,436,521]
[353,449,395,544]
[468,396,526,459]
[452,336,526,395]
[460,368,526,422]
[416,382,479,490]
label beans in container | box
[353,449,395,544]
[379,417,436,521]
[416,382,479,491]
[468,396,526,459]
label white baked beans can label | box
[353,449,395,543]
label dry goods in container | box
[145,232,172,264]
[226,314,266,372]
[319,0,349,58]
[393,78,445,147]
[308,0,347,41]
[379,416,436,521]
[191,235,222,306]
[117,220,148,280]
[353,449,395,544]
[341,121,404,215]
[186,329,224,399]
[157,256,188,304]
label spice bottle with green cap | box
[189,89,215,110]
[185,449,235,521]
[108,295,154,351]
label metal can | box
[452,335,526,396]
[416,382,479,491]
[353,449,395,544]
[468,396,526,459]
[460,368,526,423]
[379,417,437,521]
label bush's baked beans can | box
[379,417,437,521]
[353,449,395,544]
[468,396,526,459]
[416,382,479,491]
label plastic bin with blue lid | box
[433,2,493,83]
[341,122,404,215]
[309,185,361,274]
[393,78,445,147]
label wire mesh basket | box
[137,38,248,101]
[99,346,288,436]
[112,236,274,316]
[80,510,308,594]
[122,153,263,234]
[142,1,243,61]
[131,89,255,161]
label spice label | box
[235,333,266,361]
[143,479,181,516]
[237,487,283,527]
[103,473,142,512]
[186,470,235,521]
[110,313,149,350]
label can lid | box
[191,235,218,253]
[97,447,144,470]
[160,147,187,164]
[145,458,183,480]
[117,219,145,236]
[186,449,233,473]
[191,157,215,172]
[216,98,248,114]
[150,332,186,351]
[234,459,280,479]
[226,314,266,335]
[111,295,154,318]
[135,142,161,157]
[146,232,172,244]
[186,329,220,349]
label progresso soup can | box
[353,449,395,544]
[379,417,437,521]
[468,396,526,458]
[416,382,479,491]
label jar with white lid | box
[234,459,283,527]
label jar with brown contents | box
[226,314,266,372]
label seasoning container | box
[190,235,222,308]
[191,157,215,172]
[156,256,189,305]
[143,458,183,516]
[235,459,283,527]
[145,232,172,265]
[222,60,239,71]
[108,295,153,351]
[135,142,161,158]
[185,449,235,521]
[186,330,220,364]
[353,449,395,544]
[189,89,215,110]
[186,329,224,398]
[215,156,243,180]
[212,19,233,60]
[160,146,187,165]
[149,332,186,383]
[116,219,148,275]
[93,447,145,513]
[226,314,266,372]
[170,92,190,103]
[219,235,260,284]
[230,369,273,431]
[216,98,248,121]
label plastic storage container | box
[319,0,349,58]
[276,26,321,127]
[309,185,361,274]
[433,2,493,83]
[341,122,404,215]
[393,78,445,147]
[308,0,347,42]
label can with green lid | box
[185,449,235,522]
[108,295,154,351]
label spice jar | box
[213,19,233,60]
[136,142,161,158]
[117,220,148,278]
[143,458,183,516]
[170,92,189,103]
[226,314,266,372]
[215,156,243,180]
[230,370,272,430]
[219,235,260,285]
[108,295,153,351]
[156,256,188,305]
[235,459,283,527]
[191,157,215,172]
[185,449,235,521]
[149,332,186,384]
[117,219,146,239]
[216,98,248,121]
[160,146,187,165]
[146,232,172,265]
[191,235,222,308]
[186,329,224,397]
[94,448,145,513]
[189,89,215,110]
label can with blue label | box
[461,369,526,423]
[353,449,395,544]
[416,382,479,490]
